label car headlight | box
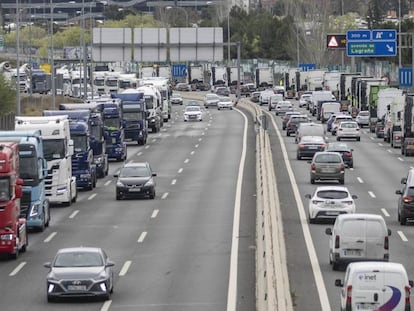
[29,202,42,217]
[144,179,154,186]
[115,147,124,152]
[80,173,91,179]
[116,180,125,187]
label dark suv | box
[396,168,414,225]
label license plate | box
[321,168,336,173]
[325,211,339,216]
[67,285,87,291]
[356,303,378,310]
[190,115,197,118]
[344,249,362,256]
[308,146,318,149]
[129,188,141,192]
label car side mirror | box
[305,194,311,199]
[409,280,414,288]
[106,260,115,267]
[352,195,358,199]
[395,190,403,195]
[43,262,51,268]
[335,279,343,287]
[325,228,332,235]
[401,177,407,184]
[152,173,157,177]
[113,174,118,178]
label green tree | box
[0,74,17,115]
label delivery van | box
[335,261,413,311]
[321,102,341,123]
[325,213,391,271]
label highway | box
[0,100,257,311]
[262,99,414,311]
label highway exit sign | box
[346,29,397,57]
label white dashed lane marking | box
[88,193,97,200]
[151,209,159,218]
[381,208,390,217]
[184,158,189,163]
[137,231,147,243]
[178,168,183,173]
[9,262,26,276]
[161,192,169,200]
[104,180,111,186]
[368,191,376,198]
[171,179,177,185]
[397,231,408,242]
[398,157,404,162]
[357,177,364,183]
[119,261,132,276]
[44,232,57,243]
[69,210,79,219]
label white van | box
[325,213,391,271]
[335,262,413,311]
[321,102,341,123]
[268,94,284,111]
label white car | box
[184,106,203,122]
[355,110,370,127]
[275,100,293,116]
[305,186,357,223]
[299,94,312,108]
[217,96,233,110]
[336,121,361,141]
[331,115,353,135]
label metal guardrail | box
[238,99,293,311]
[0,113,15,130]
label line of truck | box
[0,78,171,259]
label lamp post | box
[227,5,230,65]
[399,0,402,67]
[50,0,55,108]
[16,0,21,115]
[166,6,188,26]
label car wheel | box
[357,137,361,141]
[47,295,56,303]
[336,137,340,141]
[332,261,340,271]
[218,107,220,110]
[310,177,315,184]
[339,177,345,185]
[149,191,155,199]
[400,215,407,225]
[309,215,315,224]
[349,162,354,168]
[297,154,301,160]
[116,194,122,200]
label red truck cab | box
[0,142,27,259]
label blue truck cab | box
[43,110,97,190]
[59,103,108,178]
[0,130,50,231]
[111,91,148,145]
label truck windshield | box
[94,79,104,86]
[43,139,65,161]
[72,136,88,153]
[119,81,131,89]
[91,125,102,140]
[123,112,144,121]
[145,97,154,109]
[19,156,39,185]
[0,178,10,202]
[104,118,119,129]
[106,79,118,87]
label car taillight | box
[299,144,305,148]
[403,196,413,203]
[312,200,324,204]
[321,144,326,149]
[340,164,345,171]
[396,135,401,139]
[346,285,352,304]
[342,200,353,205]
[405,286,411,306]
[338,128,343,131]
[311,163,316,170]
[384,236,389,250]
[335,235,340,248]
[287,122,291,127]
[344,152,352,157]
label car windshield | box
[206,94,218,100]
[314,154,341,163]
[186,107,200,112]
[120,166,150,177]
[326,143,349,151]
[359,111,369,116]
[54,252,103,267]
[316,190,348,199]
[341,122,358,128]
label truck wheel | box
[39,212,46,232]
[21,231,28,253]
[332,261,339,271]
[72,190,77,203]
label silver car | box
[309,151,345,184]
[44,247,115,302]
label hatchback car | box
[325,142,354,168]
[286,114,311,136]
[396,168,414,225]
[299,94,312,108]
[331,115,353,135]
[309,152,345,184]
[305,186,357,223]
[336,121,360,141]
[183,105,203,121]
[250,91,261,103]
[203,93,220,108]
[217,96,233,110]
[282,111,300,130]
[170,93,183,105]
[297,136,326,160]
[44,247,115,302]
[275,101,293,116]
[175,82,191,92]
[355,110,370,127]
[114,162,156,200]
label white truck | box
[141,77,171,122]
[377,88,403,140]
[15,116,77,206]
[255,67,274,90]
[136,85,163,132]
[304,69,325,92]
[323,71,341,98]
[104,72,120,95]
[383,91,405,147]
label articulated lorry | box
[112,90,148,145]
[15,116,77,206]
[0,142,28,259]
[136,85,163,133]
[59,103,109,178]
[401,95,414,156]
[255,67,274,90]
[383,91,405,147]
[0,130,50,231]
[43,111,97,190]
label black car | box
[286,114,311,136]
[297,136,326,160]
[44,247,115,302]
[325,142,354,168]
[396,168,414,225]
[114,162,156,200]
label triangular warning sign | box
[328,36,338,47]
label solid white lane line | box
[151,209,159,218]
[88,193,97,200]
[184,158,189,163]
[381,208,390,217]
[137,231,147,243]
[104,180,111,186]
[397,230,408,242]
[119,261,132,276]
[378,143,383,146]
[178,168,183,173]
[161,192,169,200]
[368,191,376,198]
[9,262,26,276]
[398,157,404,162]
[44,232,57,243]
[357,177,364,183]
[195,144,199,148]
[171,179,177,185]
[136,151,143,156]
[190,151,195,155]
[100,300,112,311]
[69,210,79,219]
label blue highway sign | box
[299,63,316,71]
[347,41,397,57]
[172,64,187,77]
[346,30,371,41]
[372,29,397,41]
[399,67,413,88]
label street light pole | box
[16,0,21,115]
[50,0,55,109]
[227,6,230,65]
[399,0,402,67]
[82,0,88,100]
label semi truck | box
[112,90,148,145]
[401,95,414,156]
[142,77,172,122]
[212,66,228,86]
[0,130,50,231]
[339,73,361,101]
[30,69,50,94]
[370,87,401,134]
[43,111,97,190]
[383,91,405,147]
[0,142,28,259]
[255,67,274,90]
[136,85,163,133]
[59,103,109,178]
[15,116,77,206]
